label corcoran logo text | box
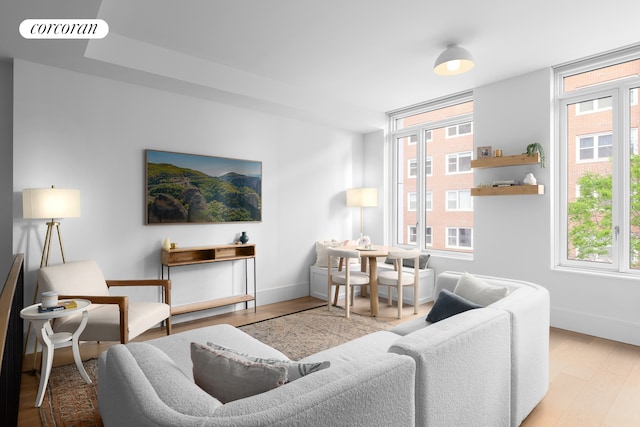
[19,19,109,39]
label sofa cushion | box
[191,342,287,403]
[453,272,509,306]
[426,289,481,323]
[314,240,343,267]
[147,323,290,380]
[384,254,430,269]
[300,331,400,365]
[125,343,222,416]
[207,342,330,381]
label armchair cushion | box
[54,302,170,342]
[38,260,110,296]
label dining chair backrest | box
[388,248,421,263]
[380,248,422,318]
[327,247,361,267]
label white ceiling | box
[2,0,640,133]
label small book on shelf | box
[38,299,78,312]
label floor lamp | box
[22,186,81,369]
[346,188,378,239]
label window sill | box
[552,265,640,281]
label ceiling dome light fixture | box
[433,44,474,76]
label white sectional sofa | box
[98,271,549,427]
[392,271,550,426]
[98,324,417,427]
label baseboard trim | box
[552,306,640,346]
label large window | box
[557,48,640,273]
[390,93,474,253]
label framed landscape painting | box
[146,149,262,224]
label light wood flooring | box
[17,295,640,426]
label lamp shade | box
[433,44,474,76]
[23,187,81,219]
[346,188,378,207]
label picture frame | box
[146,149,262,224]
[477,146,492,159]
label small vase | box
[239,231,249,244]
[523,172,537,185]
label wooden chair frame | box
[59,279,171,344]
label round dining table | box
[345,245,389,316]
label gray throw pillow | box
[384,254,430,269]
[426,289,482,323]
[207,342,330,381]
[191,342,287,403]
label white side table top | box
[20,298,91,320]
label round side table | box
[20,299,92,407]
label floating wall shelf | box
[471,185,544,196]
[470,152,540,169]
[471,152,543,196]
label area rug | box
[40,306,392,426]
[39,359,101,427]
[238,306,393,359]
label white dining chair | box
[327,247,370,318]
[377,248,421,319]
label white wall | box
[12,59,363,322]
[394,68,640,345]
[11,59,640,346]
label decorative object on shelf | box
[492,180,519,187]
[346,188,378,239]
[525,142,545,168]
[523,172,537,185]
[239,231,249,244]
[170,242,178,249]
[477,146,492,159]
[163,238,171,250]
[494,149,503,157]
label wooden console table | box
[161,244,256,316]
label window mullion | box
[619,86,632,272]
[416,130,426,249]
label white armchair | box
[37,260,171,344]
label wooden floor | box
[17,295,640,427]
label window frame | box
[445,189,473,211]
[408,158,417,178]
[446,122,473,139]
[446,151,472,175]
[445,227,473,249]
[388,91,474,257]
[555,45,640,275]
[576,132,613,163]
